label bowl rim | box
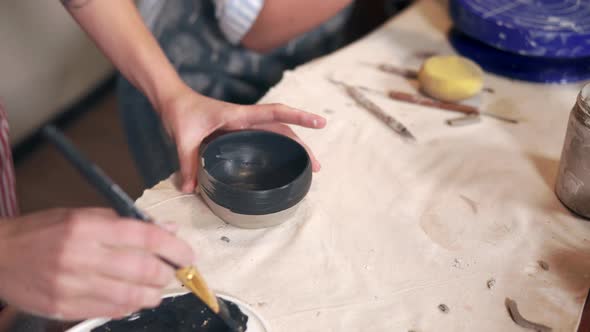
[199,130,311,194]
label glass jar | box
[556,83,590,218]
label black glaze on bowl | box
[198,130,312,215]
[91,294,248,332]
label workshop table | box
[4,0,587,331]
[134,1,590,331]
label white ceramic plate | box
[66,291,270,332]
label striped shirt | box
[213,0,264,44]
[0,102,18,218]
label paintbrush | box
[41,125,246,332]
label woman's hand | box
[62,0,326,194]
[0,208,193,320]
[158,85,327,193]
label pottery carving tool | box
[329,77,416,142]
[376,63,419,79]
[388,90,518,124]
[41,125,247,332]
[389,90,478,115]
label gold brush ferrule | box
[175,266,220,313]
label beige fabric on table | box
[137,1,590,331]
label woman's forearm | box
[61,0,187,111]
[241,0,353,53]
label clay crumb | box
[256,302,267,307]
[487,278,496,289]
[323,109,335,114]
[483,87,496,94]
[438,304,450,313]
[452,258,467,269]
[316,311,321,317]
[538,260,549,271]
[220,236,230,243]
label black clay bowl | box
[197,130,312,228]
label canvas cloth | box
[137,1,590,330]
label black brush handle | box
[42,125,243,332]
[40,125,181,270]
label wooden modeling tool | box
[389,90,478,114]
[388,90,518,124]
[41,125,247,332]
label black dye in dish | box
[91,293,248,332]
[198,130,312,215]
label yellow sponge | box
[418,55,484,102]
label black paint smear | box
[92,294,248,332]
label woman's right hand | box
[0,208,193,320]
